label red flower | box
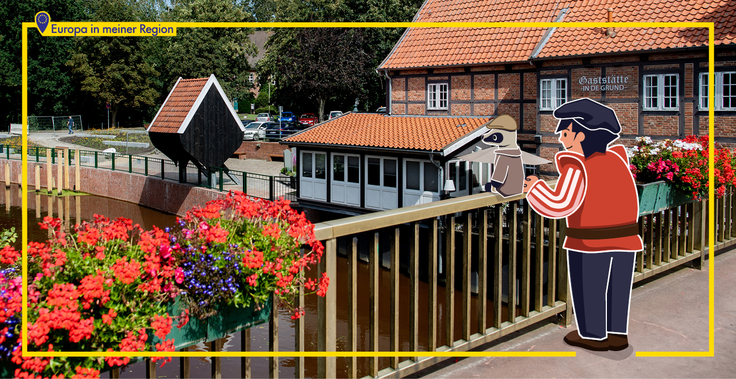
[151,313,172,340]
[0,245,19,265]
[102,308,117,326]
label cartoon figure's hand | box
[523,175,539,193]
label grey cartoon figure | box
[482,115,524,198]
[523,98,643,351]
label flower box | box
[153,296,272,350]
[637,181,693,216]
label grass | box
[59,130,154,155]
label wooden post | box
[557,221,572,327]
[74,149,80,192]
[369,232,380,377]
[181,346,190,379]
[35,165,40,191]
[461,212,472,341]
[211,339,221,379]
[493,206,503,329]
[445,214,456,346]
[75,196,81,226]
[35,193,41,219]
[269,295,279,379]
[146,358,156,379]
[390,227,400,368]
[63,148,70,191]
[317,239,336,378]
[347,239,357,378]
[477,209,488,333]
[4,163,9,188]
[428,219,438,352]
[46,149,52,194]
[410,222,420,363]
[56,148,63,195]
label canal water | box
[0,185,516,378]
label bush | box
[254,107,276,115]
[628,135,735,200]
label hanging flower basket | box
[637,180,693,216]
[152,295,272,350]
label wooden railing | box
[307,187,716,378]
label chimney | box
[606,8,617,37]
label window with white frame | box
[249,73,255,83]
[540,78,567,110]
[300,151,327,201]
[427,83,448,110]
[699,72,736,111]
[643,74,679,111]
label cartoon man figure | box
[523,98,643,351]
[482,115,524,198]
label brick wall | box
[643,115,679,136]
[474,103,495,116]
[400,69,428,75]
[392,78,406,101]
[471,65,504,72]
[408,103,425,115]
[571,67,602,99]
[685,102,694,135]
[605,66,638,99]
[539,69,566,76]
[701,115,736,138]
[608,103,638,135]
[0,160,225,217]
[452,75,471,101]
[542,59,582,67]
[474,75,495,100]
[498,73,520,100]
[644,64,679,70]
[392,103,407,115]
[523,103,536,132]
[497,103,519,121]
[540,114,558,134]
[234,141,285,161]
[408,77,425,102]
[451,103,471,115]
[685,63,694,97]
[434,68,464,74]
[524,72,537,99]
[590,55,640,64]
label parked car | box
[328,111,343,120]
[242,121,271,141]
[265,122,298,140]
[256,113,273,122]
[299,113,318,127]
[375,107,386,113]
[279,111,296,123]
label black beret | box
[553,98,621,135]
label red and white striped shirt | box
[527,147,643,252]
[526,155,586,219]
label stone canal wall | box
[0,159,225,217]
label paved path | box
[418,250,736,378]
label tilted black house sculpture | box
[147,75,244,183]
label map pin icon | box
[35,11,50,34]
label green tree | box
[257,0,424,118]
[0,0,88,127]
[159,0,257,106]
[66,0,162,127]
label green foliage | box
[160,0,257,105]
[0,0,88,126]
[258,0,424,118]
[66,0,161,128]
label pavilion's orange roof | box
[148,78,208,133]
[379,0,736,70]
[284,113,491,151]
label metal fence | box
[0,144,296,202]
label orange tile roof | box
[380,0,736,69]
[284,113,491,151]
[148,78,208,133]
[379,0,576,69]
[539,0,736,59]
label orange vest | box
[563,145,643,252]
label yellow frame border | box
[20,21,715,360]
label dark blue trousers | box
[567,250,636,340]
